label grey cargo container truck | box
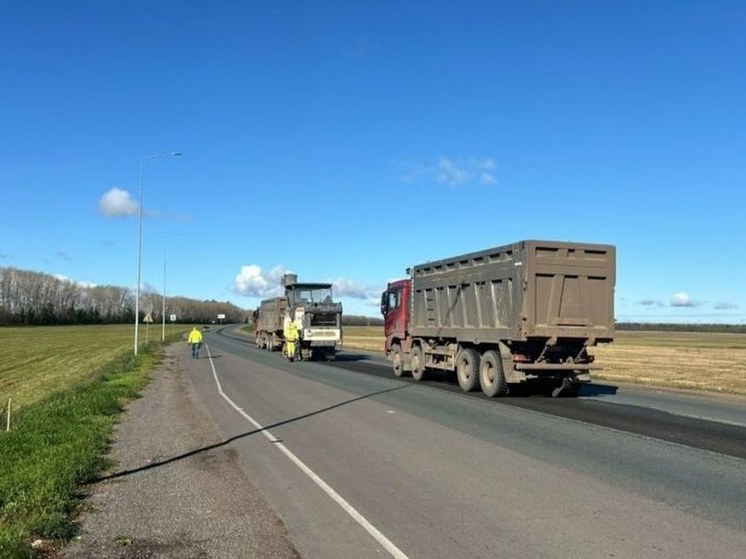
[253,297,289,352]
[380,240,615,396]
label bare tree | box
[0,266,249,326]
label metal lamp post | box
[134,151,182,356]
[161,252,167,342]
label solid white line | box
[203,344,409,559]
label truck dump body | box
[255,297,287,335]
[410,240,615,343]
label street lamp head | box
[142,151,183,161]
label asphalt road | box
[63,326,746,558]
[194,327,746,558]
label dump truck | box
[380,240,615,396]
[254,274,343,361]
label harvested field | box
[341,327,746,396]
[590,331,746,395]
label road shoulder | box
[60,344,300,559]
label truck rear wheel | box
[411,345,427,381]
[456,348,480,392]
[391,344,404,377]
[480,350,507,397]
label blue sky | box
[2,1,745,323]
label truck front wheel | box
[456,348,480,392]
[391,344,404,377]
[480,350,508,397]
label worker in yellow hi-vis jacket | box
[284,320,299,362]
[188,326,203,359]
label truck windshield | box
[295,287,333,303]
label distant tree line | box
[0,267,249,326]
[342,315,384,327]
[616,322,746,334]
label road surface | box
[64,327,746,559]
[188,327,746,558]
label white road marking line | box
[204,345,409,559]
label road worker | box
[284,319,300,362]
[188,326,203,359]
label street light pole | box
[161,251,166,342]
[134,151,182,356]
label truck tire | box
[411,345,427,381]
[391,344,404,377]
[456,348,480,392]
[479,350,508,397]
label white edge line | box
[203,344,409,559]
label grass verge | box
[0,346,160,558]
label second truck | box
[380,240,616,397]
[254,274,343,361]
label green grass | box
[0,324,188,411]
[0,325,190,558]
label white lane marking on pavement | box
[204,345,409,559]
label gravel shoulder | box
[60,344,300,559]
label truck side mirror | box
[380,292,389,316]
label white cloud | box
[53,274,97,288]
[479,171,497,185]
[671,292,696,307]
[398,157,497,186]
[436,157,471,185]
[99,187,138,217]
[331,278,382,300]
[234,264,289,298]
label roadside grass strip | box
[0,349,158,559]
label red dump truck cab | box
[381,278,411,354]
